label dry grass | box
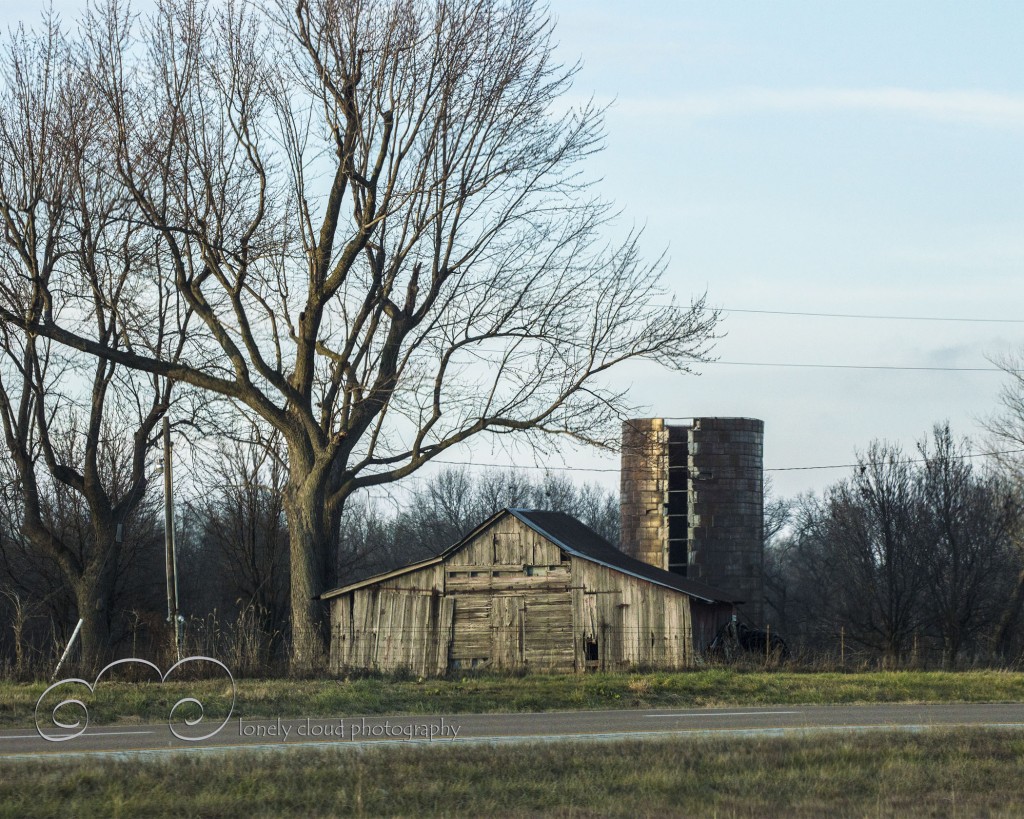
[2,728,1023,817]
[3,668,1024,730]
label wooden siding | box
[329,564,449,675]
[329,513,699,676]
[446,517,564,567]
[571,559,693,670]
[443,516,576,672]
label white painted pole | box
[52,618,84,680]
[164,417,181,662]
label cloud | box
[616,88,1024,128]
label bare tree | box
[189,428,290,648]
[390,465,618,554]
[762,477,794,632]
[765,428,1024,666]
[3,0,718,668]
[0,18,190,669]
[986,349,1024,473]
[916,424,1020,667]
[810,443,926,661]
[983,354,1024,656]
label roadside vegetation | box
[3,669,1023,730]
[3,728,1024,817]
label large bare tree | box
[1,0,718,668]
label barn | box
[322,508,737,676]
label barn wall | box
[571,559,694,671]
[329,564,450,676]
[445,515,574,671]
[329,514,703,676]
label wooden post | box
[840,625,845,668]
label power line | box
[655,304,1024,369]
[431,459,619,473]
[709,360,1008,373]
[766,447,1024,472]
[716,307,1024,324]
[423,446,1024,476]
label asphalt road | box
[4,703,1024,760]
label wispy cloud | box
[616,88,1024,128]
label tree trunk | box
[943,633,957,670]
[74,575,114,675]
[994,568,1024,659]
[284,481,338,674]
[73,530,122,674]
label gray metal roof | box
[320,508,740,604]
[506,509,738,604]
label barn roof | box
[319,508,739,604]
[506,509,737,604]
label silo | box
[619,417,765,626]
[619,418,668,570]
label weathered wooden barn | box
[322,508,737,676]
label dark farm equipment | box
[708,619,790,662]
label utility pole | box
[163,417,181,661]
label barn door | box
[581,591,622,671]
[490,596,525,669]
[581,592,600,671]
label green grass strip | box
[2,669,1023,729]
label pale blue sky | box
[4,2,1023,497]
[548,1,1024,495]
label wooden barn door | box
[581,592,600,671]
[490,595,525,669]
[579,591,623,671]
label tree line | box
[5,412,1024,673]
[765,422,1024,668]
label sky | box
[541,1,1024,496]
[4,1,1023,499]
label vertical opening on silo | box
[666,424,689,576]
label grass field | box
[3,668,1023,729]
[2,727,1023,817]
